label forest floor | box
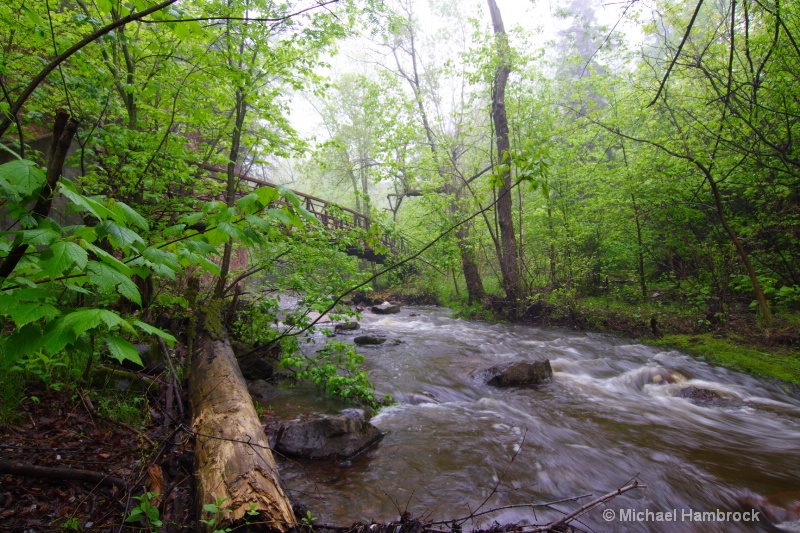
[0,381,197,532]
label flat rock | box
[479,360,553,387]
[274,409,383,459]
[371,302,400,314]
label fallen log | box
[189,301,296,531]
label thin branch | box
[535,479,644,532]
[648,0,705,107]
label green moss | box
[647,334,800,386]
[200,298,226,340]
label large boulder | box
[371,302,401,314]
[274,409,383,459]
[479,360,553,387]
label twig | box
[532,479,645,532]
[464,429,528,524]
[427,493,593,526]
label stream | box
[267,306,800,532]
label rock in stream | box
[274,409,384,459]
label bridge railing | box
[201,165,405,258]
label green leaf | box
[39,318,77,354]
[296,204,317,224]
[99,221,146,251]
[110,200,149,231]
[5,302,60,329]
[87,262,142,305]
[204,228,230,247]
[41,241,89,279]
[58,181,112,220]
[86,244,132,276]
[195,254,221,276]
[143,247,180,272]
[178,211,204,226]
[278,185,303,209]
[267,208,296,227]
[0,141,22,160]
[186,240,218,255]
[64,282,91,295]
[1,324,42,364]
[20,227,60,246]
[255,186,278,206]
[236,193,261,214]
[60,308,122,336]
[0,159,45,198]
[245,214,273,232]
[106,335,143,366]
[218,221,245,240]
[133,320,177,348]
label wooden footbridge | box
[201,165,406,264]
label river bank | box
[365,290,800,387]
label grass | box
[647,333,800,386]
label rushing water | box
[269,307,800,532]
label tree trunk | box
[189,305,296,531]
[487,0,522,304]
[631,193,647,299]
[457,225,485,304]
[0,110,79,285]
[214,90,246,298]
[702,167,772,326]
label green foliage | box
[199,497,233,533]
[125,491,162,530]
[97,390,150,428]
[301,510,319,529]
[280,341,381,409]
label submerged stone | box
[675,386,724,405]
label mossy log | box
[188,309,296,531]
